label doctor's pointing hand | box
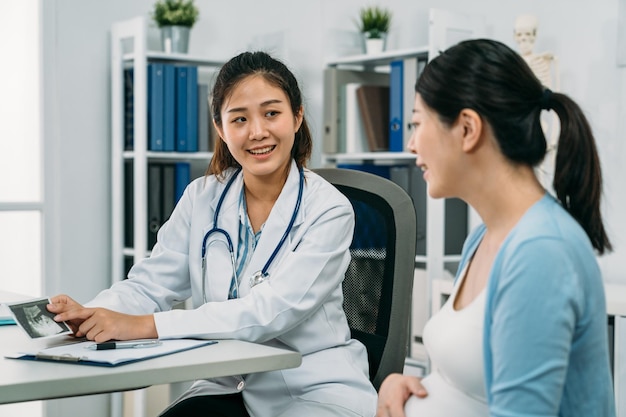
[48,294,156,342]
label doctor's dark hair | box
[207,51,312,177]
[417,38,611,254]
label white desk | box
[0,326,301,405]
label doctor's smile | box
[248,145,275,155]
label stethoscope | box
[200,166,304,303]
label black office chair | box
[314,168,417,390]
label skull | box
[514,14,538,56]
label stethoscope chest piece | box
[250,270,268,288]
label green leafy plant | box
[356,6,392,39]
[152,0,199,28]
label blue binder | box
[336,164,389,250]
[388,60,403,152]
[123,68,134,150]
[175,162,191,203]
[336,163,391,179]
[175,66,188,151]
[148,63,164,151]
[162,163,176,222]
[147,163,163,249]
[163,64,176,152]
[176,66,199,152]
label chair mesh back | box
[337,185,396,382]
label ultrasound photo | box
[8,298,72,339]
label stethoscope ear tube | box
[201,232,237,304]
[258,167,304,278]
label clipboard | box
[5,339,217,367]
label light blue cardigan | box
[456,194,615,416]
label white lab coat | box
[88,160,377,417]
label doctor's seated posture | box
[376,39,615,417]
[49,51,377,417]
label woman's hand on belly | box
[376,373,428,417]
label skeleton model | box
[514,14,559,191]
[514,14,559,90]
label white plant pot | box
[362,32,388,55]
[161,25,190,54]
[365,38,385,55]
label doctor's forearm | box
[138,314,158,339]
[109,313,158,341]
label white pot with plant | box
[152,0,199,54]
[356,6,392,55]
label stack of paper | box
[6,339,217,367]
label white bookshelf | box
[110,16,224,417]
[321,8,485,367]
[111,16,224,283]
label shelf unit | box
[110,16,224,417]
[111,16,223,283]
[606,283,626,416]
[321,9,485,365]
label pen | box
[86,340,162,350]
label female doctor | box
[49,51,377,417]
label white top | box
[405,266,488,416]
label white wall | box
[43,0,625,304]
[36,0,624,415]
[42,0,626,361]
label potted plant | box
[356,6,392,54]
[152,0,200,53]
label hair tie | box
[540,88,552,110]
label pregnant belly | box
[404,372,488,417]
